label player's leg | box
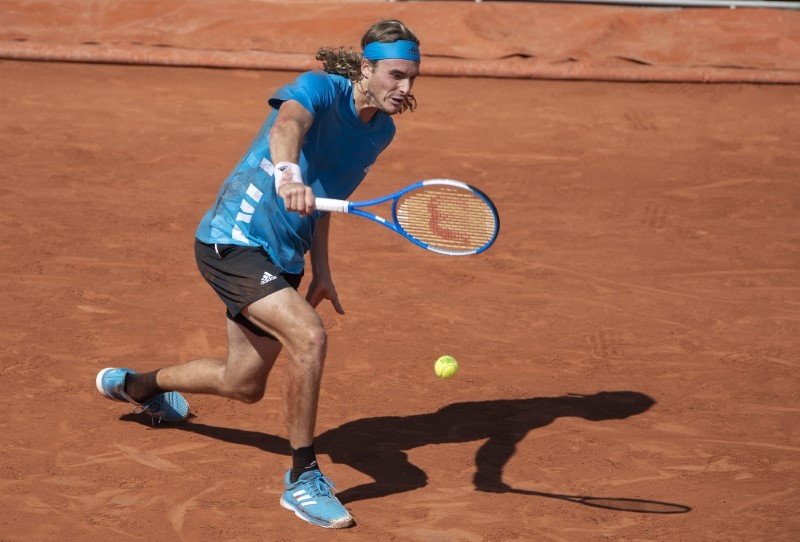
[95,317,283,422]
[127,286,327,433]
[96,241,291,420]
[241,288,327,450]
[240,285,352,528]
[153,317,283,403]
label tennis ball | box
[434,355,459,379]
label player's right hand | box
[278,182,316,216]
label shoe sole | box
[279,497,353,529]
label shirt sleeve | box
[268,70,335,117]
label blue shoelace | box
[304,474,336,498]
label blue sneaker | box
[95,367,189,423]
[280,469,354,529]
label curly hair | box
[315,46,362,81]
[315,19,420,113]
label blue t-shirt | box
[196,71,396,273]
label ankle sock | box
[290,444,319,483]
[124,370,163,403]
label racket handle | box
[315,197,350,213]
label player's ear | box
[360,58,374,80]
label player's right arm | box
[269,99,316,216]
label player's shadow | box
[122,390,690,513]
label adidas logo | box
[260,271,277,285]
[292,488,318,507]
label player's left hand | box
[306,278,345,314]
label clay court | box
[1,1,799,540]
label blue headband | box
[363,40,421,62]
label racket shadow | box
[119,390,687,512]
[505,488,691,514]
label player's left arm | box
[306,213,345,314]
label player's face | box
[362,59,420,116]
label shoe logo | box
[261,271,277,285]
[293,490,318,506]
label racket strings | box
[395,186,498,254]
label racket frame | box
[315,179,499,255]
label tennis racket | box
[315,179,499,256]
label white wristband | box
[274,162,303,193]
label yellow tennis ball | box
[435,355,458,379]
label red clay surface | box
[3,0,800,82]
[1,57,799,540]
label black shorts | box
[194,239,303,338]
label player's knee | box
[228,380,266,404]
[221,366,267,403]
[299,324,327,361]
[237,389,266,404]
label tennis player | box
[95,19,421,529]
